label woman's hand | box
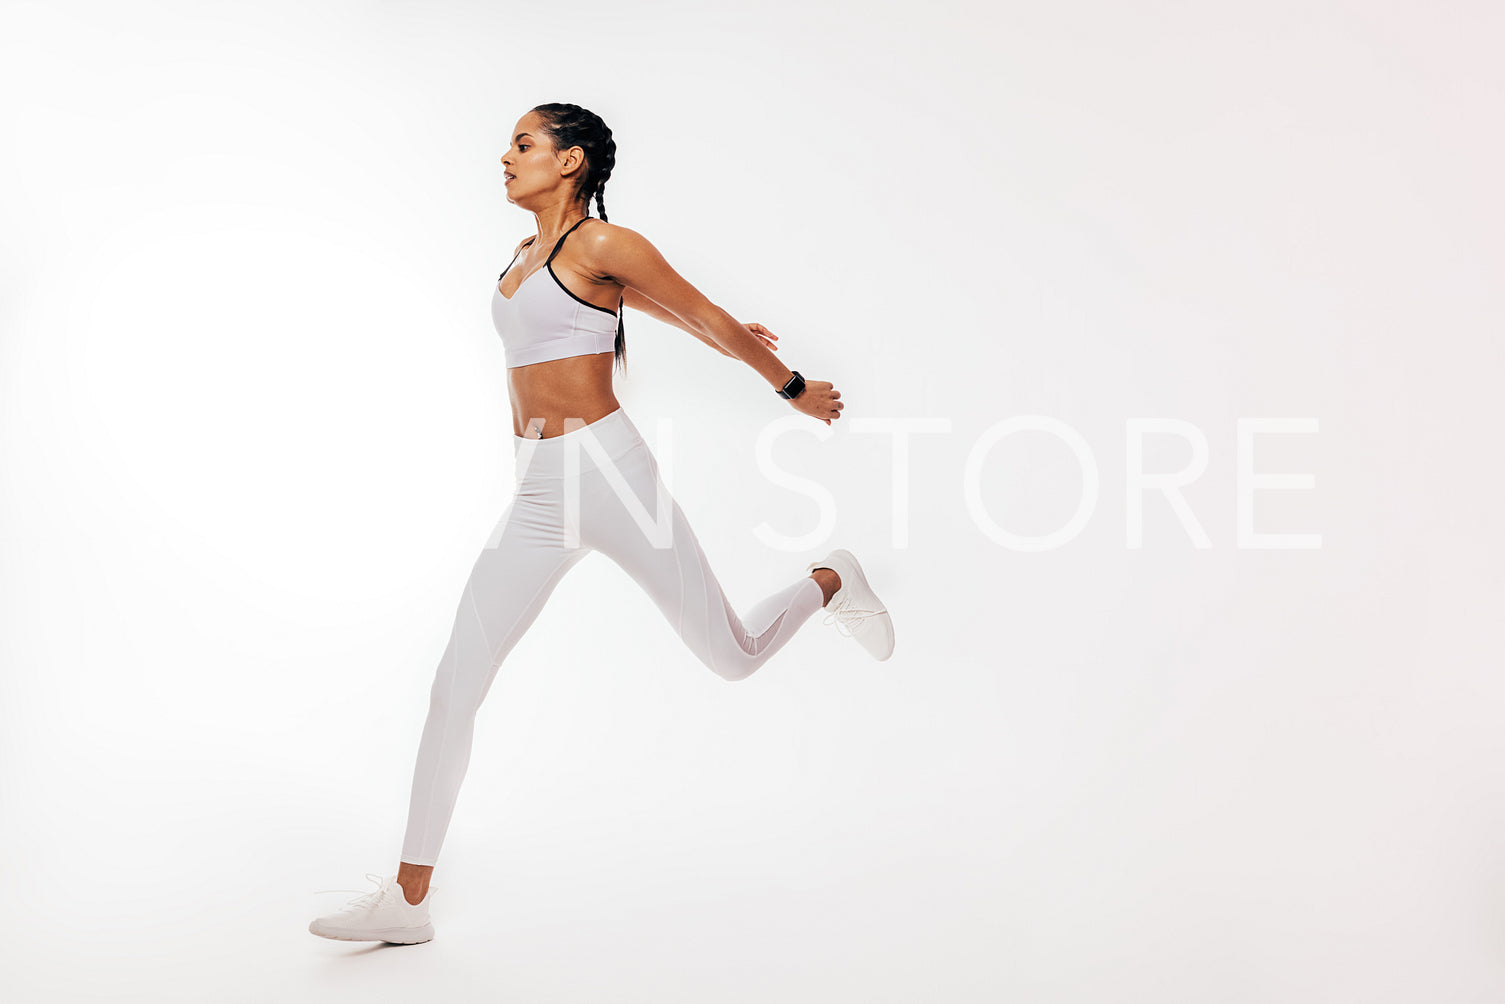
[789,377,843,425]
[706,322,776,358]
[744,322,778,352]
[732,322,841,424]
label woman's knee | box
[424,649,498,718]
[702,646,759,683]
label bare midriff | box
[507,351,620,439]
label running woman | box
[310,102,894,945]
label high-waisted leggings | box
[399,406,826,867]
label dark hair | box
[531,102,626,373]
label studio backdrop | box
[1,1,1500,1002]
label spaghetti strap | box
[545,216,592,266]
[497,241,529,282]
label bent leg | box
[400,494,588,867]
[578,446,824,683]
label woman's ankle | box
[810,567,841,606]
[397,861,433,904]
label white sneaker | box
[806,548,895,661]
[309,873,435,944]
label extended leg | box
[578,449,824,682]
[399,494,588,871]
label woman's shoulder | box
[576,218,654,258]
[511,217,637,256]
[570,217,647,264]
[578,216,635,239]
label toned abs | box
[508,352,620,439]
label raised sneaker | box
[805,548,895,661]
[309,873,435,944]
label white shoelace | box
[312,872,390,909]
[822,592,880,638]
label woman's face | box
[500,112,550,203]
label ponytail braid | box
[532,102,625,374]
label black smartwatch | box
[776,370,806,399]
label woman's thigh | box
[574,445,742,670]
[436,490,588,707]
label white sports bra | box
[491,216,620,368]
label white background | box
[2,1,1502,1001]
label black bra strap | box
[545,216,591,266]
[498,241,529,281]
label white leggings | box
[399,406,826,867]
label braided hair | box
[531,102,625,373]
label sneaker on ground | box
[806,548,895,661]
[309,873,435,944]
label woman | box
[310,102,894,945]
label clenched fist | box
[789,378,843,425]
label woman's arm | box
[590,228,791,387]
[621,287,733,357]
[581,222,844,424]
